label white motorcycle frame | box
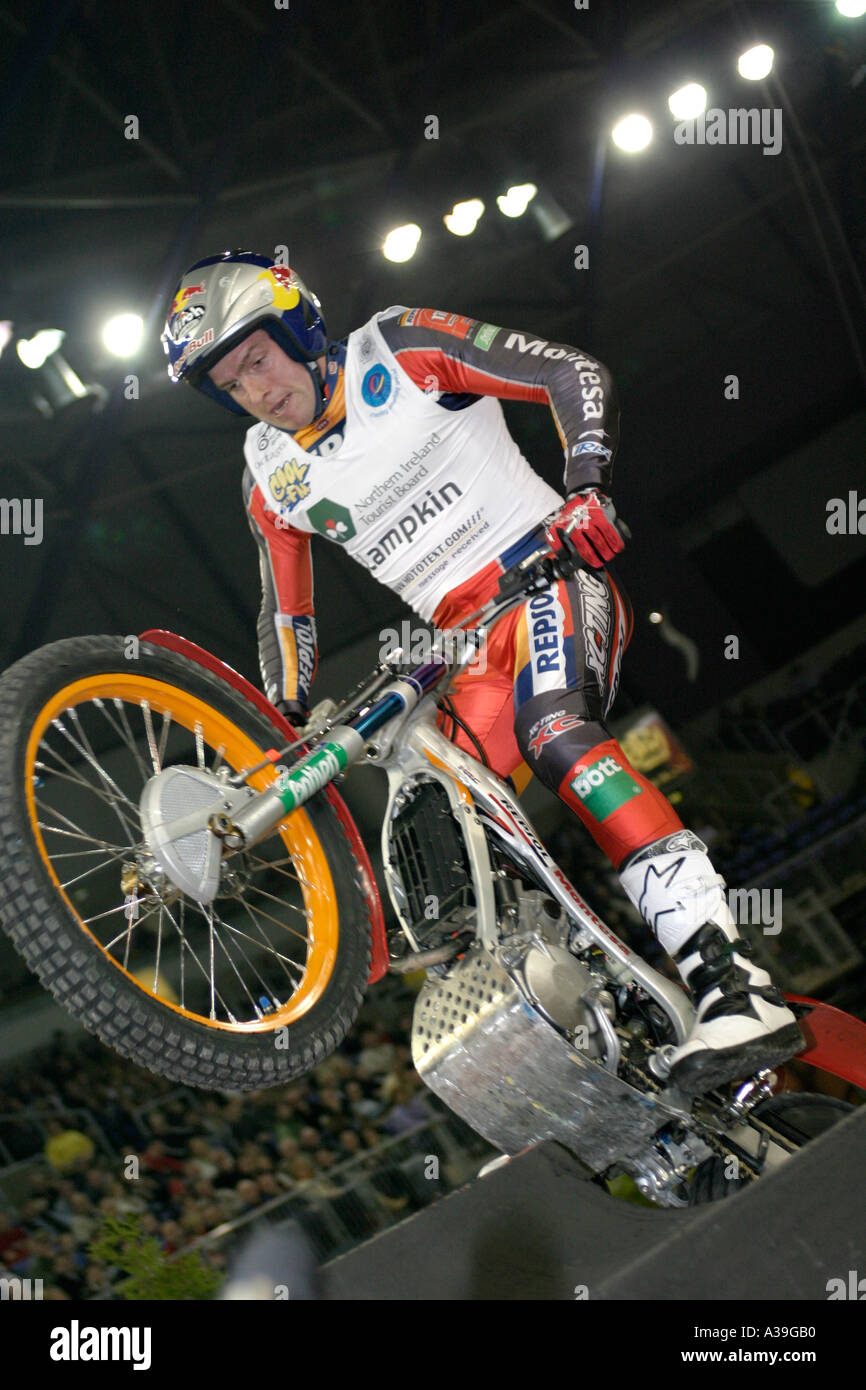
[376,696,695,1045]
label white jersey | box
[243,306,562,621]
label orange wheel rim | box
[24,674,339,1031]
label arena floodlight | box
[443,199,485,236]
[496,183,538,217]
[383,224,422,262]
[668,83,708,120]
[836,0,866,14]
[611,113,653,152]
[103,313,144,358]
[17,328,65,369]
[738,44,774,80]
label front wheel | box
[0,636,372,1091]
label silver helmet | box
[162,250,328,416]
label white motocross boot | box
[618,831,804,1094]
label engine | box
[495,887,617,1059]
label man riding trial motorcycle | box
[161,250,804,1095]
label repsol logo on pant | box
[293,617,316,692]
[528,590,563,674]
[365,482,463,569]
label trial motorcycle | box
[0,529,863,1208]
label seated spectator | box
[337,1129,363,1160]
[282,1085,317,1129]
[84,1261,111,1298]
[312,1087,346,1121]
[198,1202,226,1233]
[59,1191,98,1245]
[187,1138,221,1180]
[107,1180,147,1218]
[141,1138,185,1177]
[381,1083,433,1137]
[0,1210,28,1266]
[231,1179,263,1217]
[159,1219,186,1255]
[51,1251,86,1300]
[287,1156,316,1185]
[359,1125,386,1153]
[211,1150,241,1190]
[146,1109,193,1156]
[44,1124,95,1174]
[22,1231,58,1283]
[298,1126,322,1154]
[344,1079,383,1122]
[356,1028,397,1080]
[276,1137,300,1170]
[80,1167,111,1203]
[256,1172,290,1199]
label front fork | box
[215,671,442,851]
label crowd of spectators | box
[0,1000,458,1298]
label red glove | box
[546,490,625,568]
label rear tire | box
[688,1092,855,1205]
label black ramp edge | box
[321,1108,866,1300]
[321,1143,698,1300]
[594,1104,866,1301]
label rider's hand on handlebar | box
[545,489,626,569]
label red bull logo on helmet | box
[170,283,205,319]
[257,264,300,312]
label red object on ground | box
[139,629,388,984]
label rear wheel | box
[688,1093,855,1204]
[0,636,371,1091]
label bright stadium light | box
[836,0,866,15]
[496,183,538,217]
[668,83,708,119]
[103,313,144,358]
[443,199,485,236]
[17,328,65,369]
[738,44,774,80]
[383,224,422,262]
[611,113,653,152]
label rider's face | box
[208,329,324,430]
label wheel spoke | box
[236,896,305,990]
[36,798,134,854]
[202,906,270,1019]
[105,697,152,785]
[59,853,128,891]
[35,752,141,826]
[140,701,161,774]
[156,709,172,769]
[49,714,141,843]
[242,879,313,922]
[185,896,307,971]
